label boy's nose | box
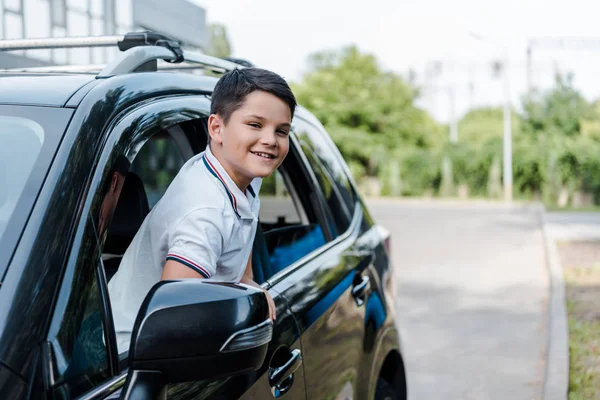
[260,130,277,146]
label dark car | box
[0,32,407,400]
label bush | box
[394,147,441,196]
[368,133,600,206]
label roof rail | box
[0,61,230,74]
[0,31,244,77]
[0,35,122,51]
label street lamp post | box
[427,61,459,143]
[469,32,513,201]
[501,49,513,201]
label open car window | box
[255,145,332,282]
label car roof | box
[0,73,96,107]
[0,71,314,122]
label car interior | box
[101,118,327,286]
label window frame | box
[300,115,369,232]
[306,118,360,217]
[44,211,114,397]
[44,95,212,398]
[292,116,358,235]
[261,130,345,285]
[263,116,365,286]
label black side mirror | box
[119,280,272,400]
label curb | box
[539,206,569,400]
[364,197,538,209]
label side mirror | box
[120,280,272,400]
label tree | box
[206,23,231,58]
[522,73,593,137]
[293,45,444,177]
[458,107,521,144]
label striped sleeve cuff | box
[166,254,211,278]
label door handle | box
[352,275,370,306]
[269,349,302,397]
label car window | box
[100,124,196,362]
[130,131,186,209]
[256,151,330,281]
[47,213,111,399]
[260,170,303,225]
[292,118,356,236]
[0,116,44,242]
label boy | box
[108,68,296,352]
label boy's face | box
[208,90,292,190]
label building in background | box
[0,0,207,68]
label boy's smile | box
[208,90,292,191]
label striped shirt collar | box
[203,146,260,219]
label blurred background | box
[4,0,600,208]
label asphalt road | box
[545,211,600,240]
[366,199,550,400]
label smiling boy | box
[108,68,296,352]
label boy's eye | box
[248,122,261,128]
[277,129,289,136]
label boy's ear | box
[207,114,224,145]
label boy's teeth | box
[255,152,273,159]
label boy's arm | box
[240,251,277,321]
[161,259,207,280]
[161,209,224,281]
[161,252,276,321]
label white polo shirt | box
[108,145,261,352]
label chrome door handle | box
[269,349,302,397]
[352,275,370,306]
[269,349,302,387]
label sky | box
[194,0,600,122]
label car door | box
[34,96,213,399]
[167,287,306,400]
[269,117,376,400]
[39,95,307,400]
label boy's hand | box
[240,275,276,321]
[262,288,277,321]
[242,251,276,321]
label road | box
[366,200,550,400]
[545,211,600,240]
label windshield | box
[0,105,73,280]
[0,117,45,241]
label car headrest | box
[103,172,149,255]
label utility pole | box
[501,50,513,201]
[449,87,458,143]
[526,45,533,93]
[527,37,600,92]
[469,32,513,201]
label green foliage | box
[580,101,600,140]
[393,148,441,196]
[522,74,594,137]
[293,45,445,176]
[458,107,520,143]
[206,24,232,58]
[512,135,546,196]
[446,140,498,196]
[293,46,600,206]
